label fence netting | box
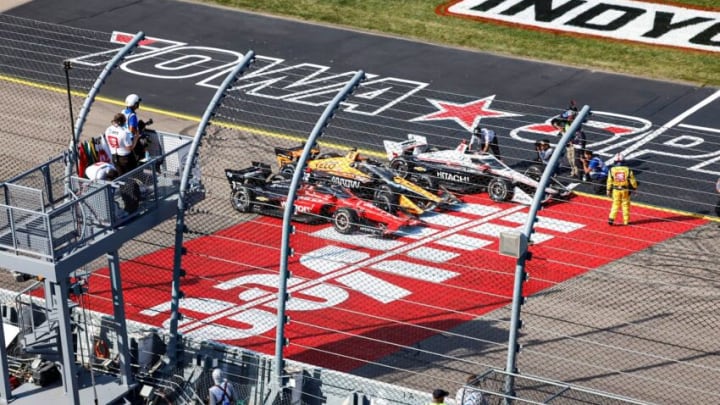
[1,14,719,405]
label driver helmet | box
[346,147,360,162]
[125,93,141,107]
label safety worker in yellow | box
[606,153,638,226]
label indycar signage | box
[68,31,720,176]
[438,0,720,53]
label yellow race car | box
[276,145,458,215]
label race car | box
[275,145,459,216]
[275,142,322,169]
[224,162,422,236]
[384,134,577,205]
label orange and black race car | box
[275,145,459,216]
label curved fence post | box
[267,70,366,403]
[65,31,145,179]
[167,50,256,367]
[502,105,592,404]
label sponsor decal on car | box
[437,171,471,183]
[437,0,720,53]
[330,177,362,188]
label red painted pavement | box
[73,194,705,371]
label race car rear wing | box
[225,162,272,185]
[383,134,429,161]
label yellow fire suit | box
[606,165,638,225]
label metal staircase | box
[0,130,204,404]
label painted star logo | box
[411,95,521,131]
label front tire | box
[333,208,359,234]
[488,178,513,202]
[231,186,253,213]
[390,158,409,178]
[375,192,397,213]
[373,184,393,201]
[268,173,288,182]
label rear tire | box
[231,186,253,213]
[280,164,296,177]
[333,208,359,234]
[488,178,513,202]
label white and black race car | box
[383,134,577,205]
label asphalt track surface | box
[5,0,720,217]
[3,2,720,402]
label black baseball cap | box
[433,389,449,399]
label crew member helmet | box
[212,368,224,385]
[125,94,141,107]
[614,153,624,163]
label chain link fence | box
[1,14,719,405]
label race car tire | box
[333,208,359,234]
[390,158,409,178]
[488,178,513,202]
[231,186,253,213]
[373,184,394,201]
[280,164,296,177]
[269,173,288,182]
[375,192,397,213]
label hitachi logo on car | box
[331,177,361,188]
[437,171,470,183]
[443,0,720,53]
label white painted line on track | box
[451,203,502,216]
[370,260,458,283]
[502,212,584,232]
[621,89,720,160]
[406,246,460,262]
[421,212,471,227]
[469,223,554,244]
[435,234,492,250]
[310,228,406,250]
[336,271,410,303]
[678,123,720,134]
[298,246,370,274]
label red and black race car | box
[225,162,423,236]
